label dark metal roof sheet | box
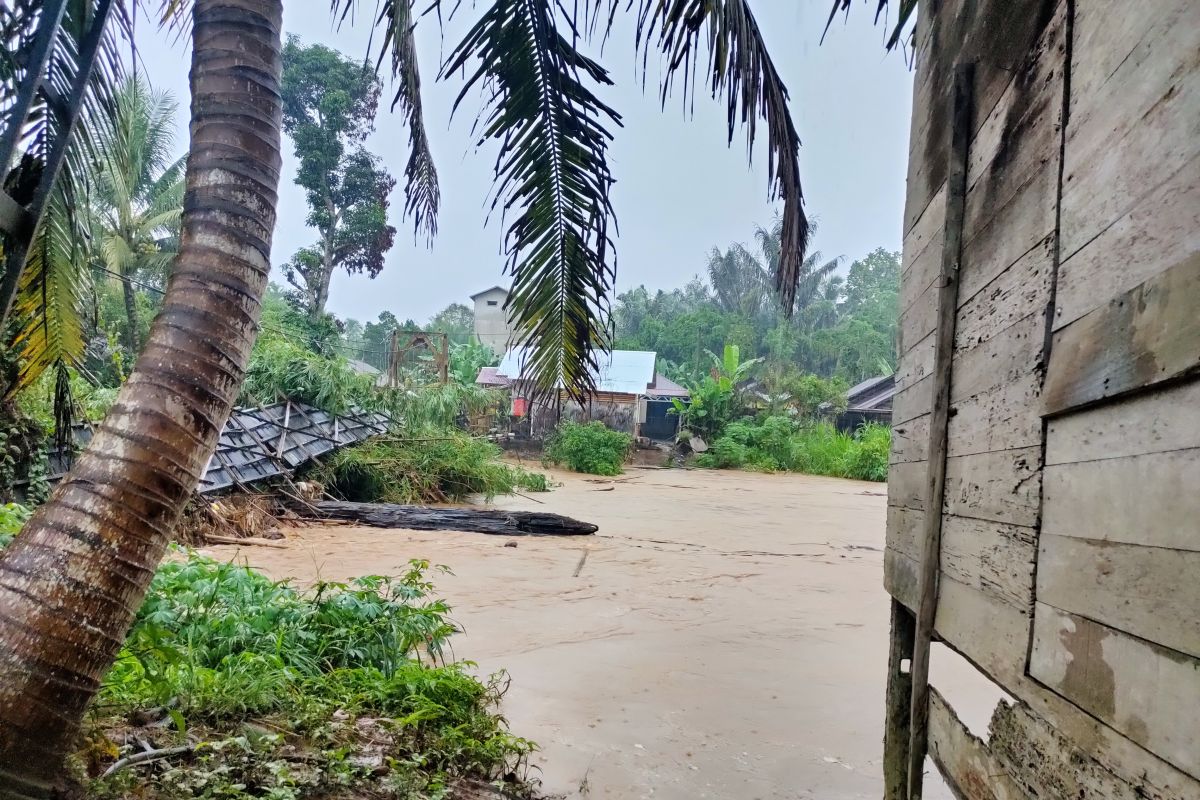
[49,401,389,495]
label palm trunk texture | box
[120,272,140,353]
[0,2,283,795]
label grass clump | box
[313,427,548,504]
[698,418,890,481]
[81,552,537,798]
[543,420,632,476]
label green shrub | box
[88,552,536,798]
[697,417,890,482]
[0,502,30,547]
[543,420,632,475]
[313,427,548,504]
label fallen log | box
[311,501,598,536]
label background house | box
[477,348,689,440]
[470,285,513,355]
[837,374,894,431]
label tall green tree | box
[92,76,185,352]
[280,36,396,321]
[427,301,474,341]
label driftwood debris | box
[312,501,598,536]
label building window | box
[486,300,498,306]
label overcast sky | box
[134,2,913,324]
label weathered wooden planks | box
[1046,378,1200,465]
[1060,0,1200,262]
[889,506,1036,611]
[927,687,1030,800]
[903,0,1064,236]
[1036,534,1200,658]
[1044,253,1200,415]
[1029,605,1200,778]
[1042,447,1200,552]
[1056,153,1200,331]
[988,700,1158,800]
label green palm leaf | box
[634,0,810,313]
[442,0,622,400]
[823,0,918,51]
[9,188,91,395]
[332,0,440,242]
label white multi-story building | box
[470,285,513,355]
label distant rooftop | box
[469,285,509,300]
[486,348,686,397]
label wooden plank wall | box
[886,0,1200,796]
[1027,0,1200,779]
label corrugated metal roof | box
[846,375,896,412]
[647,373,690,398]
[496,348,657,395]
[475,366,510,386]
[48,401,389,495]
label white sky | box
[134,1,913,324]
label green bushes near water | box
[698,418,890,481]
[84,549,531,797]
[313,428,548,504]
[543,420,633,475]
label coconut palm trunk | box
[120,269,140,352]
[0,0,284,794]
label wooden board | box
[892,373,934,427]
[989,700,1158,800]
[958,161,1059,308]
[1036,534,1200,659]
[1056,153,1200,331]
[927,687,1030,800]
[1042,447,1200,552]
[947,371,1044,458]
[1046,378,1200,465]
[896,329,935,385]
[887,460,927,512]
[943,447,1042,528]
[1043,252,1200,415]
[903,0,1064,235]
[955,237,1055,350]
[889,412,929,466]
[889,507,1036,610]
[1029,604,1200,778]
[949,308,1046,405]
[1060,0,1200,261]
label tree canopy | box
[280,36,397,321]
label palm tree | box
[92,76,185,353]
[755,215,842,316]
[0,1,285,792]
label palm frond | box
[0,0,128,338]
[822,1,917,51]
[634,0,810,314]
[442,0,621,400]
[8,187,91,395]
[332,0,440,243]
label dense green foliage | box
[280,37,396,320]
[89,554,535,797]
[616,224,899,386]
[314,430,547,504]
[698,419,890,481]
[669,344,762,440]
[544,421,633,476]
